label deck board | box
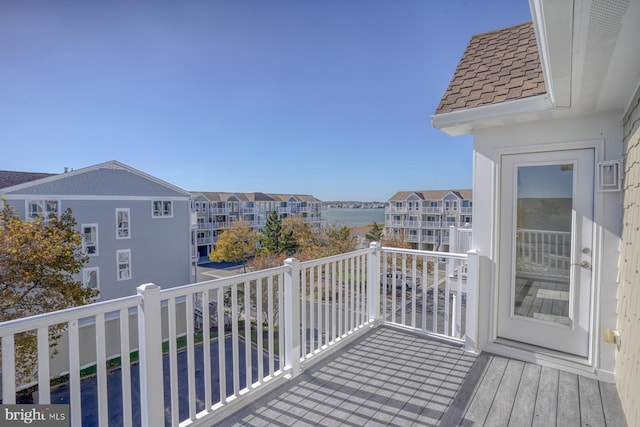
[557,371,580,426]
[532,366,558,426]
[509,363,541,426]
[484,359,524,426]
[215,327,627,427]
[579,376,606,426]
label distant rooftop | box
[388,189,472,201]
[0,170,55,190]
[435,22,546,115]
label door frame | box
[486,139,605,371]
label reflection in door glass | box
[514,164,573,325]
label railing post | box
[368,242,381,325]
[465,250,480,352]
[284,258,301,378]
[136,283,164,427]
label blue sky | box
[1,1,531,201]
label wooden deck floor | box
[219,327,627,426]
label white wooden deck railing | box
[515,228,571,279]
[0,244,479,426]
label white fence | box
[0,244,479,426]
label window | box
[117,249,131,281]
[152,200,173,218]
[82,224,98,255]
[27,200,59,220]
[116,208,130,239]
[462,200,471,207]
[83,267,99,290]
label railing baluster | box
[331,261,337,341]
[267,276,274,375]
[95,313,108,425]
[324,263,329,346]
[217,287,227,404]
[309,266,315,353]
[231,283,240,396]
[456,259,463,338]
[119,308,132,427]
[256,279,264,380]
[411,255,417,328]
[433,258,439,333]
[382,253,388,322]
[244,282,252,389]
[317,265,323,348]
[444,260,451,336]
[37,326,50,404]
[401,253,407,325]
[201,290,212,413]
[278,273,285,368]
[421,255,428,332]
[391,254,397,323]
[338,259,343,337]
[300,268,307,357]
[168,296,179,426]
[350,256,355,332]
[1,334,16,404]
[68,320,81,427]
[186,292,197,421]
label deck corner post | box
[465,250,480,352]
[284,257,301,377]
[368,242,381,325]
[136,283,164,427]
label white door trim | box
[487,139,605,369]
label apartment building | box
[0,161,196,301]
[191,191,326,258]
[385,190,472,251]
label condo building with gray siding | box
[0,161,195,301]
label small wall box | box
[597,161,622,192]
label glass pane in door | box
[513,164,573,325]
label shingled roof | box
[435,22,546,115]
[388,190,472,201]
[0,171,55,190]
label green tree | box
[260,211,283,255]
[0,204,97,384]
[209,220,260,272]
[365,222,384,243]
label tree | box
[365,222,384,243]
[0,204,97,384]
[323,223,357,256]
[209,220,260,273]
[260,211,283,255]
[281,216,319,260]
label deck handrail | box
[0,243,479,426]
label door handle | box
[580,261,590,269]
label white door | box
[498,149,594,357]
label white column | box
[465,250,480,352]
[136,283,164,427]
[284,258,301,378]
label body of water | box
[326,208,385,227]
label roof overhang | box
[432,0,640,136]
[431,94,553,136]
